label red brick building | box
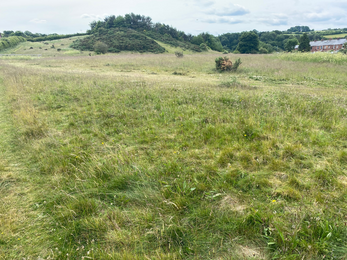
[295,38,347,52]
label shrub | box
[215,57,232,71]
[175,51,183,58]
[94,41,108,54]
[259,47,268,54]
[0,36,26,51]
[199,43,208,51]
[215,57,242,72]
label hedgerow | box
[0,36,26,51]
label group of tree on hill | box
[1,30,87,42]
[2,15,346,54]
[218,28,327,53]
[81,13,327,54]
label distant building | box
[295,38,347,52]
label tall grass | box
[276,52,347,64]
[1,54,347,259]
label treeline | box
[86,15,328,54]
[219,28,325,53]
[1,30,88,42]
[27,33,88,42]
[320,28,347,38]
[0,36,26,51]
[71,28,165,53]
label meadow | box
[323,34,347,39]
[0,51,347,259]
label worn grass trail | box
[0,71,53,259]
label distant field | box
[0,36,195,57]
[322,33,347,39]
[0,36,88,57]
[1,53,347,259]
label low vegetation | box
[0,53,347,259]
[215,57,242,72]
[0,36,26,51]
[276,52,347,64]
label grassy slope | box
[1,54,347,259]
[322,34,347,39]
[0,36,87,57]
[0,35,210,57]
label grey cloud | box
[334,1,347,8]
[303,12,342,22]
[207,4,249,16]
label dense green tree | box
[287,26,311,33]
[190,33,223,52]
[201,33,224,52]
[2,31,14,37]
[13,31,26,37]
[94,41,108,54]
[259,42,274,53]
[219,33,241,51]
[191,35,204,45]
[237,31,259,53]
[298,33,311,52]
[284,38,299,52]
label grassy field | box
[0,36,196,57]
[1,52,347,259]
[323,34,347,39]
[276,52,347,65]
[0,36,88,57]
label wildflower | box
[272,200,276,203]
[244,134,247,137]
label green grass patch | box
[1,54,347,259]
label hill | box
[70,28,166,53]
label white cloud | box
[30,18,46,24]
[80,13,109,20]
[258,13,289,26]
[206,4,250,16]
[261,18,288,26]
[202,17,243,24]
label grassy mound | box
[143,31,201,52]
[71,28,166,53]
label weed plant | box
[0,54,347,259]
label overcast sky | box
[1,0,347,35]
